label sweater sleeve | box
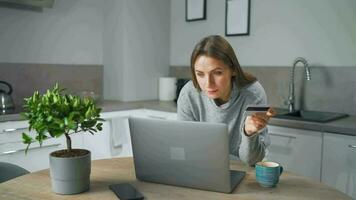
[238,90,270,166]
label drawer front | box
[0,120,32,144]
[0,121,66,172]
[0,137,63,172]
[266,125,322,181]
[322,133,356,199]
[0,144,62,172]
[0,121,29,133]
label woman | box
[177,35,275,166]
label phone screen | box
[109,183,144,200]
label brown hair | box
[190,35,256,90]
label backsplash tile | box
[0,63,103,113]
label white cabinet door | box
[0,120,63,172]
[1,139,62,172]
[95,109,177,159]
[0,109,178,170]
[322,132,356,199]
[70,110,139,160]
[81,120,112,160]
[82,110,140,159]
[266,125,322,181]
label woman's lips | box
[206,89,218,94]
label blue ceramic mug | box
[255,161,283,187]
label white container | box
[159,77,177,101]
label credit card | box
[244,105,270,116]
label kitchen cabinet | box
[0,140,62,172]
[0,120,63,172]
[0,109,178,172]
[81,120,113,160]
[79,109,178,160]
[0,116,114,172]
[322,132,356,199]
[266,125,322,181]
[83,110,134,160]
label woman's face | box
[194,55,235,103]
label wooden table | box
[0,157,351,200]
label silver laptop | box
[128,117,245,193]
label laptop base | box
[230,170,246,193]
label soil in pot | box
[51,149,89,158]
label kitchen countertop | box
[1,100,356,136]
[0,100,177,122]
[269,115,356,136]
[0,157,351,200]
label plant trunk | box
[65,133,72,151]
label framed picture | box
[186,0,207,22]
[225,0,250,36]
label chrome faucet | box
[288,57,311,113]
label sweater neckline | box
[207,83,239,110]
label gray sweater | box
[177,80,270,166]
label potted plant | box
[21,83,103,194]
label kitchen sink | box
[273,109,348,123]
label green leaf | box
[96,123,103,131]
[64,117,68,126]
[20,83,103,153]
[46,116,53,122]
[97,118,105,122]
[22,133,33,144]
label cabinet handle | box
[147,115,166,120]
[269,133,297,139]
[0,143,61,155]
[1,127,29,133]
[113,144,123,148]
[0,140,24,145]
[348,145,356,149]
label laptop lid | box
[128,117,233,193]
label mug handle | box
[279,166,284,176]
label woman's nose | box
[206,75,215,87]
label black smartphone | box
[109,183,144,200]
[245,105,270,116]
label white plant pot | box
[49,149,91,194]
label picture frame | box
[186,0,207,22]
[225,0,250,36]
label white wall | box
[170,0,356,67]
[0,0,171,101]
[0,0,103,64]
[103,0,125,100]
[103,0,171,101]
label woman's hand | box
[244,108,276,136]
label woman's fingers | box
[267,108,277,117]
[245,116,266,133]
[251,117,267,129]
[252,113,269,121]
[245,108,277,136]
[252,107,277,120]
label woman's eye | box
[214,71,223,75]
[196,73,204,77]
